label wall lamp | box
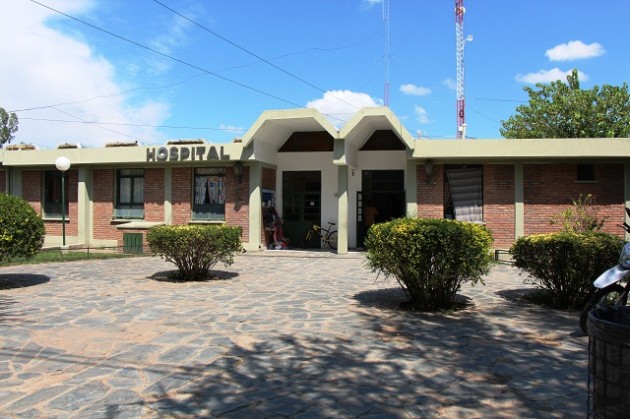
[424,159,433,180]
[233,161,243,184]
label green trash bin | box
[588,306,630,418]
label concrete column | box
[9,168,22,196]
[247,161,262,251]
[337,165,349,254]
[77,166,91,245]
[405,160,418,217]
[514,162,524,239]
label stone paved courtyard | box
[0,252,589,418]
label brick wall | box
[225,166,249,242]
[417,163,444,218]
[524,163,625,237]
[22,170,42,214]
[144,168,164,222]
[483,164,515,249]
[171,167,192,225]
[262,167,276,190]
[93,168,116,241]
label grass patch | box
[0,249,143,267]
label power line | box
[27,0,304,109]
[11,35,381,115]
[151,0,361,112]
[50,106,142,142]
[19,116,247,132]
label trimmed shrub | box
[147,225,242,281]
[510,232,622,309]
[365,218,494,311]
[0,193,45,263]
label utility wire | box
[27,0,304,109]
[51,106,143,142]
[151,0,361,112]
[11,32,381,114]
[20,117,247,132]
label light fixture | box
[233,161,243,184]
[424,159,433,178]
[55,156,71,247]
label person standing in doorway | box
[364,201,379,228]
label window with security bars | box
[192,167,225,221]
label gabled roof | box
[242,108,339,150]
[340,107,414,151]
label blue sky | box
[2,0,629,148]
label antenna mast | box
[455,0,466,138]
[383,0,390,107]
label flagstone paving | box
[0,251,589,418]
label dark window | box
[577,164,595,181]
[114,169,144,219]
[43,170,68,218]
[192,168,225,221]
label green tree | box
[0,107,19,147]
[0,194,45,263]
[500,69,630,138]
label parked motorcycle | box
[579,213,630,333]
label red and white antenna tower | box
[383,0,390,107]
[455,0,466,139]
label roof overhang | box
[0,142,245,167]
[413,138,630,163]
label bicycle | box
[302,222,338,250]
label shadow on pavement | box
[0,274,50,290]
[149,270,239,282]
[109,301,586,417]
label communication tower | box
[383,0,390,107]
[455,0,466,138]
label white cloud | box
[515,68,589,84]
[306,90,380,127]
[0,0,171,148]
[219,124,247,135]
[442,78,456,90]
[400,84,431,96]
[546,40,605,62]
[362,0,383,8]
[414,106,430,124]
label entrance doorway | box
[282,171,321,248]
[357,170,405,247]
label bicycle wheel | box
[326,230,338,250]
[579,284,627,333]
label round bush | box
[510,232,623,309]
[365,218,494,311]
[147,225,242,281]
[0,193,45,262]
